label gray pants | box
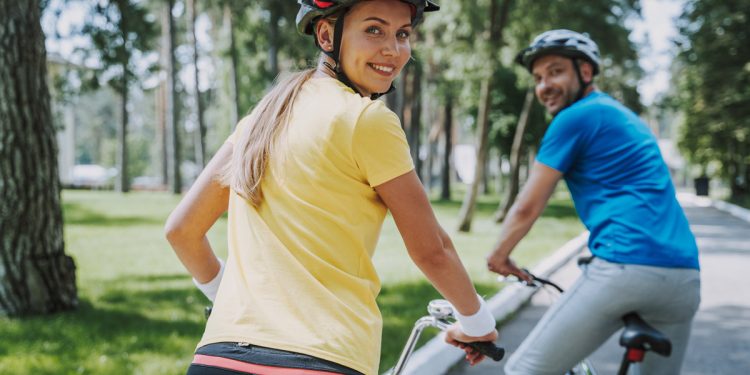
[504,257,701,375]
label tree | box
[82,0,158,193]
[265,0,282,78]
[222,1,241,126]
[457,0,513,232]
[188,0,207,167]
[0,0,77,316]
[675,0,750,199]
[162,0,181,194]
[495,88,535,222]
[440,94,455,200]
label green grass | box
[0,189,582,375]
[729,194,750,210]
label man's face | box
[531,55,583,116]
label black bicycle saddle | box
[619,313,672,357]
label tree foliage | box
[80,0,158,93]
[79,0,159,192]
[675,0,750,198]
[46,0,644,201]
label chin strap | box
[317,10,394,100]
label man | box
[486,29,701,375]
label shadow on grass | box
[2,276,504,374]
[62,202,163,227]
[430,199,502,215]
[0,283,205,375]
[127,273,192,283]
[430,198,577,220]
[377,280,500,373]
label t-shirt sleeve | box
[352,101,414,187]
[536,111,591,174]
[226,115,252,145]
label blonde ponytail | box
[222,68,316,206]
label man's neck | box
[582,84,598,97]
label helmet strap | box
[571,58,592,102]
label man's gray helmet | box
[515,29,601,75]
[296,0,440,36]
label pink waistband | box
[192,354,347,375]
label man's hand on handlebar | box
[444,325,498,366]
[486,252,533,283]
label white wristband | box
[193,258,225,302]
[454,294,495,337]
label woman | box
[165,1,497,374]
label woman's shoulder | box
[304,77,397,121]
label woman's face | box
[338,0,413,97]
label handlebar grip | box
[463,341,505,361]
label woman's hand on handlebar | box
[486,252,533,283]
[444,324,498,366]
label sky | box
[632,0,685,105]
[42,0,686,106]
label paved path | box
[448,196,750,375]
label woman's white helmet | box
[515,29,601,75]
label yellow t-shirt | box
[198,76,414,375]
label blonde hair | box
[222,68,316,206]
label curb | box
[711,199,750,224]
[393,232,590,375]
[677,192,750,224]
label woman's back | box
[168,3,498,375]
[201,76,413,375]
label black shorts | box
[186,342,364,375]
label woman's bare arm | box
[164,142,232,283]
[375,170,497,343]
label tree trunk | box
[157,79,168,186]
[440,96,454,200]
[496,154,505,195]
[164,0,181,194]
[388,66,408,123]
[267,0,280,78]
[116,79,130,192]
[456,0,512,232]
[424,96,443,194]
[0,0,78,316]
[482,152,491,194]
[188,0,206,167]
[457,78,491,232]
[495,87,534,222]
[224,2,241,127]
[409,62,423,180]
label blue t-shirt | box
[536,92,699,269]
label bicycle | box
[201,260,670,375]
[203,303,504,375]
[499,260,673,375]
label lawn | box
[0,189,583,375]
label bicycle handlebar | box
[463,340,505,361]
[497,268,565,293]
